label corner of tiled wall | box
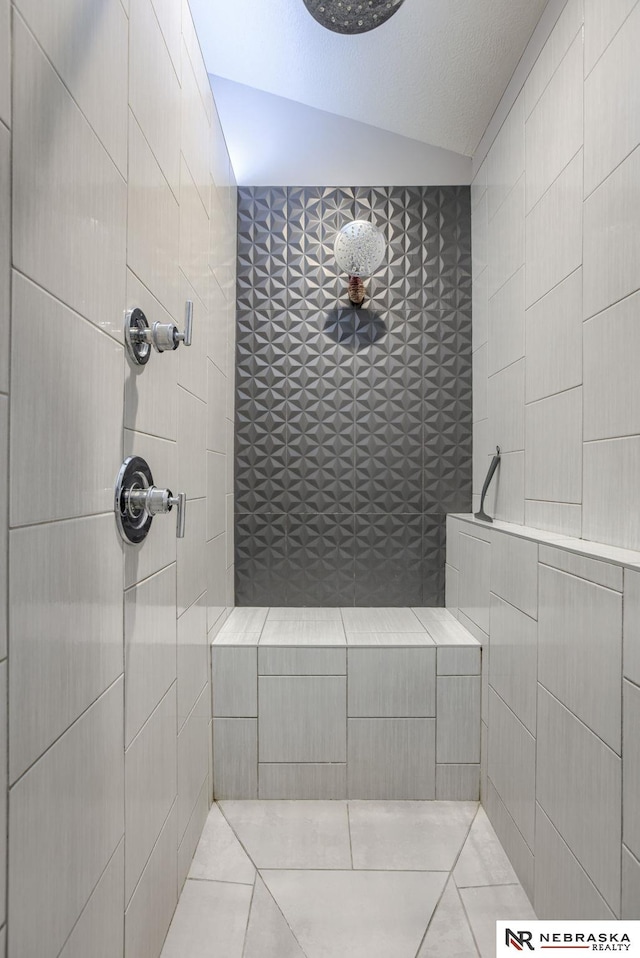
[3,0,236,955]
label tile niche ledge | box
[450,514,640,572]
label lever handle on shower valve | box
[139,486,187,539]
[175,301,193,347]
[125,302,193,365]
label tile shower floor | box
[160,800,536,958]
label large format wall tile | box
[583,145,640,321]
[125,685,177,902]
[0,124,9,394]
[536,686,622,914]
[624,569,640,686]
[58,842,124,958]
[584,0,637,75]
[525,387,583,505]
[347,648,435,718]
[129,0,180,198]
[623,680,640,860]
[584,289,640,441]
[124,564,177,747]
[128,109,180,322]
[489,594,537,734]
[9,681,124,958]
[12,16,127,340]
[525,31,583,213]
[584,2,640,196]
[259,676,346,763]
[10,515,123,782]
[124,802,177,958]
[538,565,622,751]
[10,274,123,526]
[583,436,640,550]
[487,688,536,848]
[534,804,616,919]
[347,718,436,799]
[525,267,582,404]
[490,531,538,618]
[15,0,128,176]
[458,532,491,633]
[0,0,8,126]
[525,149,583,308]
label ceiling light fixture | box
[302,0,406,35]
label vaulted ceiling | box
[190,0,549,156]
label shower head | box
[302,0,406,35]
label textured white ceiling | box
[190,0,549,156]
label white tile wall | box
[583,436,640,551]
[15,0,129,175]
[0,125,9,394]
[0,0,9,127]
[487,268,525,376]
[8,681,124,958]
[10,274,123,526]
[525,387,583,504]
[538,564,622,751]
[58,842,125,958]
[487,688,536,848]
[584,0,638,75]
[584,2,640,196]
[125,685,178,901]
[525,31,583,212]
[534,805,616,919]
[623,680,640,860]
[0,400,7,663]
[525,0,583,116]
[10,515,124,781]
[489,595,537,734]
[458,533,491,633]
[490,531,538,618]
[488,358,524,454]
[525,268,582,404]
[473,0,640,550]
[583,144,640,321]
[584,289,640,441]
[129,0,181,198]
[4,1,237,954]
[488,175,525,299]
[12,15,127,339]
[525,149,583,308]
[536,686,622,913]
[624,570,640,685]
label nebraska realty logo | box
[497,922,640,955]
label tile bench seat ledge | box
[211,609,482,801]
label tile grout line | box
[240,871,258,958]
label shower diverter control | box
[125,301,193,366]
[115,456,186,544]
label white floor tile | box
[188,803,255,885]
[417,877,480,957]
[263,869,447,958]
[453,807,518,888]
[459,884,536,958]
[243,875,305,958]
[159,879,252,958]
[349,801,476,871]
[219,801,351,869]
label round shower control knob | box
[115,456,187,543]
[124,302,193,365]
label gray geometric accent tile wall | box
[235,186,472,606]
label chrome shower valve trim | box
[125,301,193,365]
[115,456,187,543]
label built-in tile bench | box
[211,607,481,801]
